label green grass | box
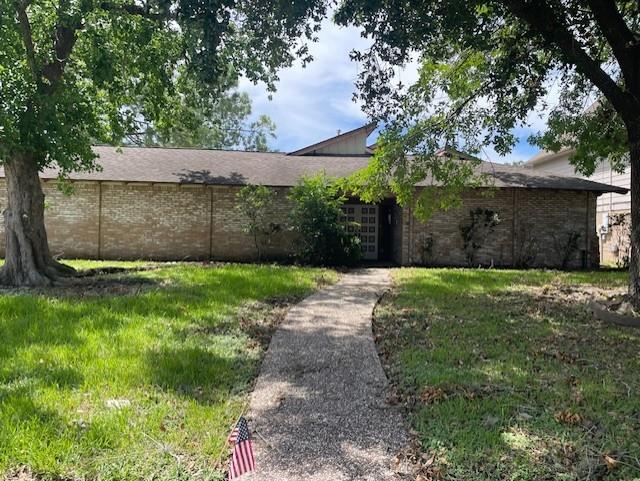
[377,268,640,481]
[0,261,337,480]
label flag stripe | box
[227,416,255,479]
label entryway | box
[342,204,379,260]
[341,200,400,263]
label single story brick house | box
[0,124,627,268]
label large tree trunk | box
[628,125,640,306]
[0,153,75,286]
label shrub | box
[419,234,435,266]
[459,208,501,266]
[515,222,539,268]
[236,184,281,260]
[288,174,361,266]
[552,230,581,269]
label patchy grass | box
[0,262,337,480]
[376,268,639,481]
[0,259,150,269]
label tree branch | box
[99,1,175,21]
[585,0,640,89]
[586,0,638,53]
[41,23,78,92]
[14,0,39,82]
[502,0,639,124]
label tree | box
[267,1,640,302]
[0,0,325,286]
[236,185,281,261]
[289,174,361,266]
[127,89,276,151]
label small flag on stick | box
[227,416,255,479]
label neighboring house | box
[0,124,627,268]
[526,149,631,265]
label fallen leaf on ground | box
[554,409,582,425]
[603,453,619,470]
[420,387,446,404]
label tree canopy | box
[330,1,640,204]
[0,0,327,285]
[129,89,276,151]
[0,0,324,173]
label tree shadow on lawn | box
[0,265,323,409]
[0,265,328,478]
[377,269,640,480]
[145,346,256,405]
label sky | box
[239,19,549,164]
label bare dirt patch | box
[529,282,626,306]
[0,265,160,298]
[186,295,302,350]
[529,282,640,327]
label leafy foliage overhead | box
[329,1,640,207]
[0,0,326,173]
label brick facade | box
[0,180,599,268]
[402,188,599,269]
[0,181,295,262]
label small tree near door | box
[289,174,361,266]
[236,185,281,261]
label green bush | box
[236,184,281,260]
[289,174,361,266]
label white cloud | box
[239,20,560,161]
[239,19,372,151]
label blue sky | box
[239,20,545,164]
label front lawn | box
[376,269,639,480]
[0,261,336,480]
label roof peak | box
[288,122,377,156]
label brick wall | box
[0,181,101,258]
[404,188,599,269]
[99,183,211,260]
[0,180,600,268]
[209,185,295,261]
[0,181,295,261]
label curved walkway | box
[248,269,408,481]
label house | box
[0,124,627,267]
[526,148,630,265]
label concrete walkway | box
[247,269,408,481]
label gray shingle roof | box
[0,146,627,194]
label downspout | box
[97,181,103,259]
[511,188,517,266]
[208,186,214,260]
[585,191,590,268]
[407,204,412,265]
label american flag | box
[227,416,255,479]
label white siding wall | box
[531,152,630,213]
[314,132,368,155]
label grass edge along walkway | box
[0,261,337,481]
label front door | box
[342,204,378,260]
